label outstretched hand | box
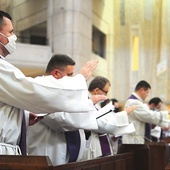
[125,105,137,115]
[90,95,108,105]
[79,60,98,80]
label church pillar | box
[47,0,92,71]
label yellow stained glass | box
[132,36,139,71]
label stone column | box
[47,0,92,71]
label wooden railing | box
[0,142,169,170]
[148,142,170,170]
[119,143,150,170]
[0,155,53,170]
[53,152,136,170]
[119,142,170,170]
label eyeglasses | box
[99,88,108,95]
[57,69,73,77]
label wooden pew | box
[0,145,149,170]
[120,142,170,170]
[119,144,150,170]
[0,155,53,170]
[0,143,169,170]
[53,152,135,170]
[165,164,170,170]
[147,142,170,170]
[162,137,170,170]
[54,144,150,170]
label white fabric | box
[108,135,119,154]
[82,131,104,159]
[27,110,97,166]
[26,106,108,165]
[95,111,132,134]
[1,59,94,113]
[40,110,97,132]
[27,103,133,165]
[95,102,114,118]
[0,143,21,155]
[0,58,95,154]
[82,105,135,160]
[151,126,161,139]
[122,92,169,144]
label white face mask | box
[0,33,17,54]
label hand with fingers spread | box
[90,95,108,105]
[79,60,98,80]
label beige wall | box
[92,0,114,96]
[12,0,47,33]
[112,0,170,104]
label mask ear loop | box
[0,33,4,36]
[0,34,17,54]
[0,33,8,45]
[0,32,6,38]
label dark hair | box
[135,80,151,91]
[88,76,110,92]
[100,99,111,108]
[149,97,162,106]
[0,10,12,30]
[45,54,75,74]
[111,98,118,104]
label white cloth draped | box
[0,59,94,154]
[81,104,135,160]
[1,59,94,113]
[27,103,134,165]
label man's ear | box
[51,69,59,79]
[94,88,100,94]
[139,88,145,93]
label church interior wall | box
[1,0,170,105]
